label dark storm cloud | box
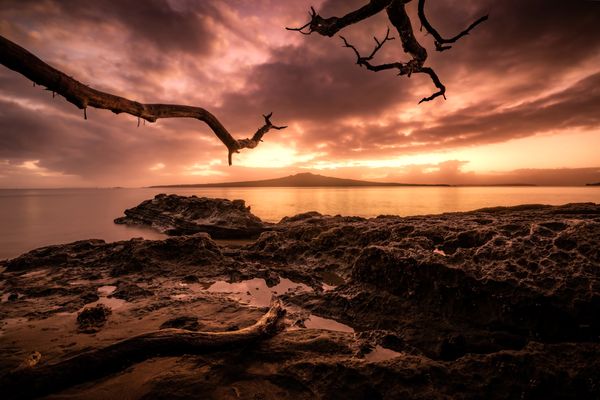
[1,0,600,186]
[0,100,66,161]
[0,96,223,179]
[215,0,600,157]
[216,40,415,128]
[447,0,600,68]
[304,70,600,158]
[420,0,600,102]
[0,0,221,56]
[411,72,600,148]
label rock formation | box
[1,201,599,399]
[114,194,267,238]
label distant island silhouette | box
[459,183,537,187]
[586,182,600,186]
[150,172,450,188]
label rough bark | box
[0,35,286,165]
[287,0,487,103]
[0,301,285,400]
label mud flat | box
[1,197,599,399]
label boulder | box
[114,194,267,239]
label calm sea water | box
[1,186,599,260]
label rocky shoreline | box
[114,194,268,238]
[1,196,599,399]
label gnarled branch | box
[340,29,395,69]
[341,30,446,103]
[231,112,287,165]
[341,27,396,66]
[286,1,392,37]
[0,35,286,166]
[0,300,285,400]
[418,0,488,52]
[289,0,486,103]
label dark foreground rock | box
[1,201,599,399]
[76,304,111,333]
[114,194,267,238]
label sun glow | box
[235,143,324,169]
[17,160,69,177]
[183,159,225,176]
[149,163,165,171]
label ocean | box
[1,186,599,260]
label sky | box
[1,0,599,187]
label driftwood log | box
[1,301,285,400]
[0,35,286,165]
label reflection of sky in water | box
[207,277,356,333]
[208,278,311,307]
[364,345,402,363]
[97,285,117,296]
[304,314,354,333]
[94,296,128,311]
[2,187,599,259]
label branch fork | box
[229,113,287,165]
[288,0,487,103]
[286,7,340,37]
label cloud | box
[406,72,600,150]
[1,0,599,187]
[0,0,222,55]
[311,162,600,187]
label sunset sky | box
[1,0,599,187]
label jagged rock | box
[4,235,224,278]
[110,283,153,301]
[251,202,600,350]
[1,201,599,399]
[80,291,100,305]
[114,194,267,238]
[182,274,199,283]
[76,304,111,333]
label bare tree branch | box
[0,300,285,400]
[232,113,287,165]
[417,0,488,52]
[417,67,446,103]
[340,31,445,104]
[286,0,392,37]
[289,0,486,103]
[0,35,286,166]
[338,2,446,103]
[340,29,396,69]
[285,7,318,35]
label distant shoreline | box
[148,172,546,188]
[149,172,451,188]
[150,183,453,188]
[3,171,600,190]
[149,184,541,188]
[12,184,600,190]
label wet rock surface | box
[77,304,111,333]
[0,201,599,399]
[114,194,267,238]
